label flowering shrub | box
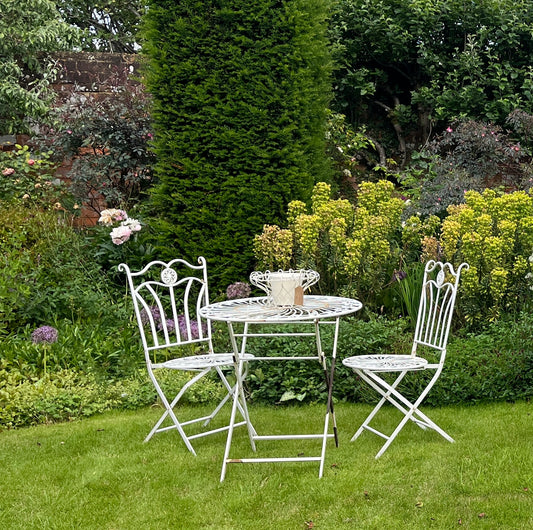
[412,119,532,215]
[253,224,293,271]
[0,144,74,211]
[254,182,355,291]
[343,180,405,299]
[440,188,533,324]
[401,213,442,262]
[139,305,205,340]
[36,68,155,214]
[253,181,405,306]
[31,325,59,375]
[98,208,142,245]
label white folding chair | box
[342,260,469,458]
[119,257,254,455]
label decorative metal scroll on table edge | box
[199,295,363,323]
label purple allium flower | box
[189,320,205,340]
[140,305,162,326]
[174,315,206,340]
[226,281,252,300]
[176,315,187,337]
[157,318,176,333]
[32,325,58,344]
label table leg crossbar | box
[219,319,342,482]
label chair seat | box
[160,353,255,370]
[342,354,428,372]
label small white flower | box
[529,254,533,263]
[122,217,142,232]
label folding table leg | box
[220,322,257,482]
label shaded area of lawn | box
[1,401,532,529]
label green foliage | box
[389,262,426,328]
[0,367,224,428]
[246,317,410,404]
[248,312,533,408]
[56,0,144,53]
[143,0,333,291]
[254,181,406,308]
[339,314,533,408]
[0,205,118,334]
[440,189,533,325]
[411,119,532,216]
[37,70,155,214]
[0,0,80,133]
[0,316,142,376]
[0,144,74,210]
[410,313,533,406]
[401,213,441,262]
[330,0,533,158]
[325,110,376,190]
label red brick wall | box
[51,51,139,96]
[1,52,141,226]
[52,52,140,227]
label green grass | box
[1,401,532,529]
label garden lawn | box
[0,401,531,529]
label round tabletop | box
[199,295,362,323]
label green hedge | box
[142,0,333,290]
[245,314,533,406]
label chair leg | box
[353,369,453,458]
[145,368,210,453]
[351,370,408,442]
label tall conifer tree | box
[142,0,332,289]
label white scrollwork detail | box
[436,269,445,287]
[199,295,362,323]
[161,267,178,285]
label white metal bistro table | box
[199,295,362,481]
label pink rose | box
[110,225,132,245]
[2,167,15,176]
[446,127,453,133]
[28,159,35,166]
[114,209,128,221]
